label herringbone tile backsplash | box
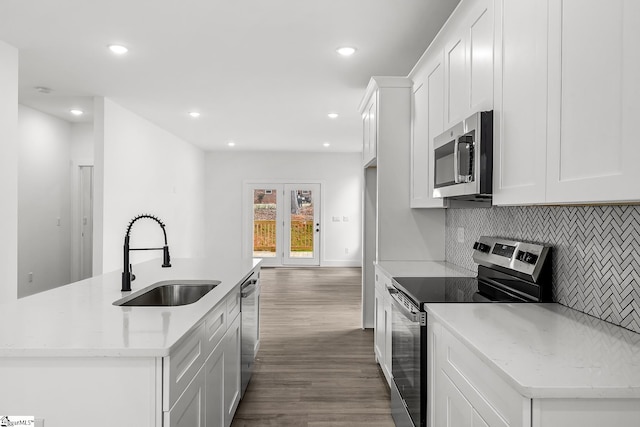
[446,205,640,334]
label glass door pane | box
[288,190,314,259]
[253,189,278,259]
[284,184,320,266]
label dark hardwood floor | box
[231,267,394,427]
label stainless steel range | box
[388,236,552,427]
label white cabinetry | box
[443,0,494,127]
[373,265,392,385]
[362,94,378,167]
[433,319,528,427]
[493,0,640,205]
[545,0,640,203]
[431,315,640,427]
[204,339,225,427]
[360,76,445,328]
[223,312,241,427]
[409,0,493,207]
[492,0,548,205]
[164,283,244,427]
[410,51,447,208]
[165,368,206,427]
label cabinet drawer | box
[226,285,241,322]
[436,325,530,427]
[164,322,206,411]
[204,301,226,357]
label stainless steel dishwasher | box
[240,271,260,397]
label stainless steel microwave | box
[433,111,493,200]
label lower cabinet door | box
[374,288,385,363]
[437,371,492,427]
[205,342,225,427]
[224,313,242,427]
[165,367,206,427]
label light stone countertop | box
[0,257,260,358]
[426,302,640,399]
[375,260,476,279]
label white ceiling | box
[0,0,460,152]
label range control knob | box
[473,241,491,253]
[516,250,539,265]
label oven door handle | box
[390,293,421,324]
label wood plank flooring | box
[231,267,394,427]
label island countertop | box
[0,257,260,358]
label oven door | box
[390,290,425,427]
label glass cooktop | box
[392,276,479,307]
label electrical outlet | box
[28,272,33,283]
[332,216,341,222]
[457,227,465,243]
[342,216,349,222]
[345,248,349,254]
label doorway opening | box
[247,183,321,267]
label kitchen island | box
[0,257,260,427]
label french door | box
[247,183,320,266]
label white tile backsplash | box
[446,205,640,333]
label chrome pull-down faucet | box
[122,214,171,292]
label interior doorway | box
[247,183,321,267]
[78,165,93,280]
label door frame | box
[243,180,322,267]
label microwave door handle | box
[453,137,461,183]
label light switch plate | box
[457,227,465,243]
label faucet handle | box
[129,264,136,281]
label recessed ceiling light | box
[227,141,236,147]
[327,112,339,119]
[323,142,331,147]
[189,111,201,118]
[35,86,52,94]
[336,46,357,57]
[108,44,129,55]
[70,109,84,116]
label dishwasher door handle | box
[241,282,259,298]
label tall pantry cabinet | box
[360,77,445,328]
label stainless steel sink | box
[113,280,221,306]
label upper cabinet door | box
[411,50,447,208]
[546,0,640,203]
[444,28,468,127]
[362,93,378,167]
[492,0,548,205]
[444,0,494,128]
[467,0,494,113]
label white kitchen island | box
[0,257,260,427]
[427,303,640,427]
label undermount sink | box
[113,280,221,307]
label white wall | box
[205,151,362,266]
[17,105,73,297]
[96,98,206,275]
[0,41,18,301]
